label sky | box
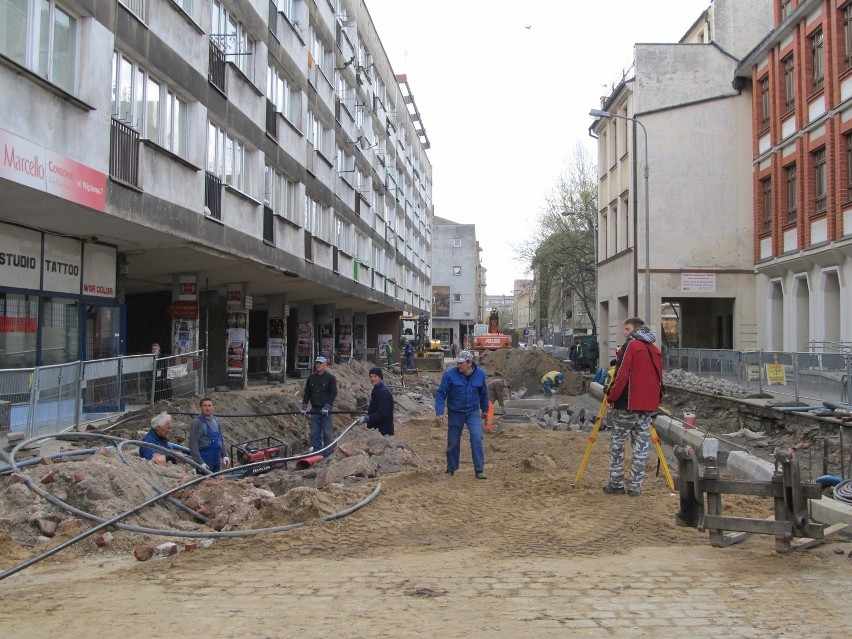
[364,0,713,295]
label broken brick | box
[133,544,156,561]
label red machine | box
[230,436,289,476]
[471,322,512,357]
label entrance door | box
[85,305,122,360]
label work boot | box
[475,471,487,480]
[602,483,625,495]
[445,469,454,476]
[627,489,641,497]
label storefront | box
[0,221,120,368]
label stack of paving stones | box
[664,369,753,398]
[3,431,40,460]
[533,405,595,432]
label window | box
[211,0,255,82]
[334,216,352,254]
[761,177,772,233]
[845,5,852,71]
[785,164,797,224]
[207,122,246,190]
[813,146,826,214]
[267,64,300,125]
[781,0,792,21]
[111,52,187,155]
[453,238,462,248]
[811,29,824,93]
[783,55,795,113]
[118,0,145,19]
[759,75,770,130]
[847,133,852,201]
[452,293,461,303]
[0,0,78,94]
[452,266,461,276]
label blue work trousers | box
[446,409,485,473]
[311,412,335,457]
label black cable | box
[167,410,366,417]
[833,478,852,505]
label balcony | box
[205,172,222,220]
[266,99,277,139]
[109,117,139,187]
[208,41,226,93]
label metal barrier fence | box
[664,348,852,405]
[0,351,205,438]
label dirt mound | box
[477,348,584,395]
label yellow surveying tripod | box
[571,394,675,491]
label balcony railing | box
[209,41,226,93]
[266,99,277,139]
[263,205,274,243]
[109,117,139,186]
[205,172,222,220]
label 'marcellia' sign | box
[0,128,106,212]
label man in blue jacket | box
[359,367,394,435]
[434,350,490,479]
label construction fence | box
[664,348,852,406]
[0,351,205,438]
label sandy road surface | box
[1,413,850,638]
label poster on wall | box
[354,325,365,356]
[268,317,285,375]
[433,286,450,318]
[297,323,313,370]
[338,324,352,360]
[319,323,334,362]
[227,312,247,377]
[171,319,197,355]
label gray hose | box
[0,420,374,580]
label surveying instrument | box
[570,392,675,491]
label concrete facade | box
[432,217,481,350]
[590,0,770,361]
[737,0,852,351]
[0,0,433,382]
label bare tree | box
[516,144,598,335]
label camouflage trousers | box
[607,409,652,492]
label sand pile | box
[477,348,585,395]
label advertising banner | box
[42,234,81,294]
[296,323,312,370]
[0,128,106,211]
[268,317,285,375]
[227,312,247,377]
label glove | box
[222,456,231,469]
[321,404,331,416]
[300,404,308,414]
[358,415,369,425]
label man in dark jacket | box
[434,350,490,479]
[359,367,394,435]
[139,412,178,464]
[603,317,663,496]
[301,356,338,457]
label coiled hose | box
[0,419,379,581]
[833,478,852,505]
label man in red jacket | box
[603,317,663,496]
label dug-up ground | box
[0,350,850,638]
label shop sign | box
[82,243,116,298]
[0,128,106,211]
[168,301,199,319]
[0,222,41,290]
[42,234,81,294]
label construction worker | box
[541,371,564,396]
[485,378,511,431]
[384,340,395,367]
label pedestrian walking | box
[434,350,489,479]
[603,317,663,497]
[301,356,338,457]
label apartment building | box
[590,0,771,359]
[0,0,433,385]
[737,0,852,350]
[431,216,482,350]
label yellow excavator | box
[400,313,443,359]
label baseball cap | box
[315,356,327,364]
[454,350,473,363]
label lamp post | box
[589,108,650,324]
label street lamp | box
[589,108,651,324]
